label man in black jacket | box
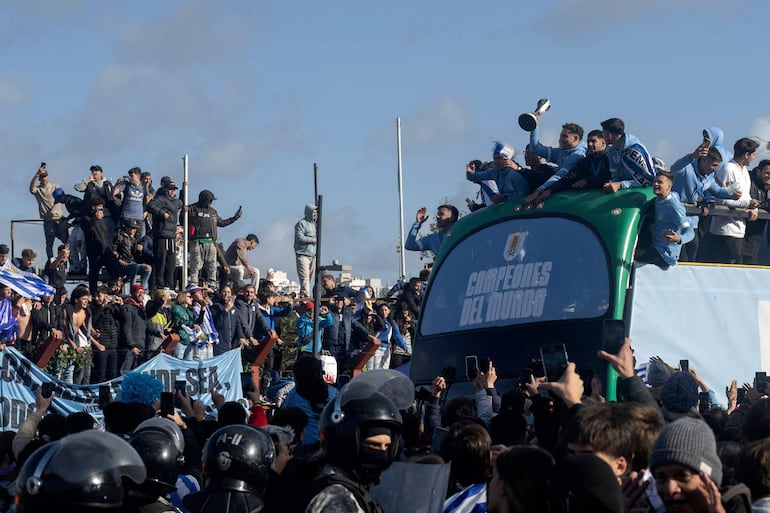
[80,198,128,295]
[91,286,125,383]
[147,180,183,291]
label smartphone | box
[519,368,532,389]
[680,360,689,373]
[602,319,625,355]
[160,392,175,417]
[756,372,767,395]
[478,357,491,374]
[98,384,111,405]
[41,382,53,399]
[698,391,711,414]
[432,426,449,454]
[737,387,747,404]
[336,375,351,387]
[465,355,479,380]
[240,372,255,397]
[702,129,712,148]
[41,162,46,168]
[174,380,187,394]
[540,343,568,382]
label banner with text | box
[0,347,244,431]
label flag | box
[0,261,55,300]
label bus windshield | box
[420,216,611,336]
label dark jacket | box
[121,300,147,351]
[80,214,115,258]
[234,298,271,339]
[549,150,610,193]
[322,305,369,356]
[211,303,245,356]
[92,302,125,351]
[30,302,62,345]
[147,188,182,239]
[184,200,238,242]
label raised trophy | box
[518,98,551,132]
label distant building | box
[268,268,300,295]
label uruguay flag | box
[0,261,55,300]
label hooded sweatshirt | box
[294,204,317,257]
[608,133,655,189]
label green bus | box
[410,188,657,398]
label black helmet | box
[202,424,274,495]
[319,383,403,480]
[16,430,146,513]
[128,428,184,495]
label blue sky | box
[1,0,769,285]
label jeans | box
[91,348,118,384]
[43,219,69,260]
[174,342,194,361]
[125,262,151,289]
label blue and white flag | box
[0,261,55,300]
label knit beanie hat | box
[647,360,672,388]
[660,371,698,413]
[649,418,722,486]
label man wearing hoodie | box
[600,117,656,192]
[294,204,317,298]
[185,189,242,289]
[670,136,735,262]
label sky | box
[1,0,769,287]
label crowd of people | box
[2,333,770,513]
[1,112,769,512]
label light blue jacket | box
[530,125,586,192]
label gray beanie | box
[647,360,672,388]
[649,418,722,486]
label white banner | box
[0,347,244,431]
[630,264,770,400]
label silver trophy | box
[518,98,551,132]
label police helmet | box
[320,383,403,462]
[15,430,146,513]
[128,428,184,495]
[202,424,274,495]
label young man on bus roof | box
[404,204,459,257]
[669,134,736,262]
[700,137,759,264]
[530,130,611,207]
[520,116,587,207]
[601,117,656,193]
[635,167,694,269]
[465,142,531,204]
